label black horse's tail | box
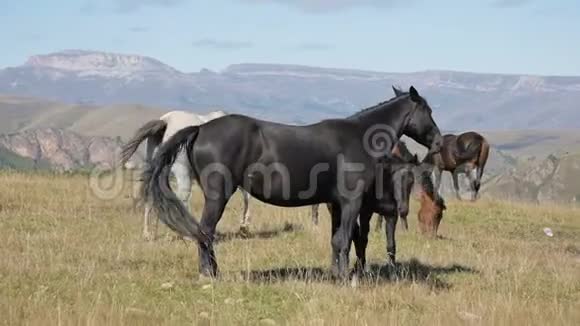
[140,126,208,243]
[120,119,167,166]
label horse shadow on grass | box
[215,222,302,243]
[243,258,478,290]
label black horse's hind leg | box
[353,205,373,275]
[385,215,398,265]
[331,200,362,280]
[197,196,230,278]
[329,203,341,276]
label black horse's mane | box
[348,94,404,119]
[349,86,431,121]
[396,141,413,157]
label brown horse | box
[416,168,447,237]
[423,131,490,201]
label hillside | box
[2,50,580,128]
[2,94,580,155]
[2,93,580,202]
[1,172,579,325]
[482,153,580,204]
[1,49,580,201]
[0,128,125,171]
[0,95,165,140]
[0,145,50,170]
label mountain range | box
[2,50,580,129]
[1,50,580,203]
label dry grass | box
[0,170,579,325]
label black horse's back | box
[191,114,373,207]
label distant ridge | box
[1,50,580,129]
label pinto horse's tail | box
[140,126,208,243]
[120,119,167,166]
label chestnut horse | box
[422,132,489,201]
[416,167,447,237]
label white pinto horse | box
[121,110,252,240]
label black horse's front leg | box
[385,215,398,265]
[352,206,373,276]
[331,200,361,281]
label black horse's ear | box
[392,86,403,97]
[413,154,419,164]
[409,86,421,102]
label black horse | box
[351,154,418,274]
[141,86,442,280]
[374,141,418,232]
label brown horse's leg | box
[463,163,479,201]
[470,168,479,201]
[452,169,462,201]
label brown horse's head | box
[416,171,447,237]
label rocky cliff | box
[481,153,580,204]
[0,128,123,171]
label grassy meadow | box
[0,170,579,325]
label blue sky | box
[1,0,579,75]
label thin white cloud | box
[116,0,186,13]
[192,39,254,50]
[129,26,150,33]
[81,0,187,14]
[240,0,410,13]
[294,42,334,51]
[492,0,533,8]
